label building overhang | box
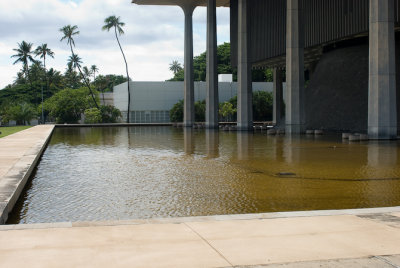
[132,0,230,7]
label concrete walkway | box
[0,208,399,267]
[0,125,54,223]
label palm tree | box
[60,25,98,108]
[11,41,35,82]
[102,15,131,123]
[169,60,182,75]
[90,65,104,104]
[83,66,92,84]
[67,54,82,71]
[34,44,54,124]
[90,65,98,81]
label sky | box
[0,0,230,89]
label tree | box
[219,102,236,122]
[8,102,37,125]
[169,60,182,75]
[59,25,99,108]
[252,91,273,121]
[102,15,131,123]
[34,44,54,124]
[67,54,82,71]
[83,66,92,83]
[100,105,122,123]
[169,100,184,122]
[90,65,98,81]
[44,87,98,123]
[84,108,102,123]
[11,41,35,86]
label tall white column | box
[285,0,305,134]
[273,68,284,126]
[237,0,253,131]
[206,0,219,129]
[368,0,397,139]
[182,5,195,127]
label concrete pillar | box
[206,0,219,129]
[285,0,305,134]
[182,5,195,127]
[368,0,397,139]
[237,0,253,131]
[273,68,284,126]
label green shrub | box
[219,102,236,122]
[0,102,37,125]
[170,99,184,122]
[100,105,121,123]
[195,100,205,122]
[84,108,102,124]
[253,91,273,121]
[43,87,98,123]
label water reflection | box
[8,127,400,224]
[205,129,219,158]
[184,127,194,155]
[237,131,253,160]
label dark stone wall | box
[305,39,399,133]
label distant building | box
[113,81,281,123]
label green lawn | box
[0,126,32,138]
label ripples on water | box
[8,126,400,224]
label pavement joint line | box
[183,222,234,267]
[374,255,400,268]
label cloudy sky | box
[0,0,230,89]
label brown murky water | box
[8,126,400,224]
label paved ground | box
[0,125,54,223]
[0,125,400,267]
[0,210,399,268]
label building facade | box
[132,0,399,139]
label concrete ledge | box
[1,206,399,231]
[0,125,55,224]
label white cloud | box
[0,0,230,88]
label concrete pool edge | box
[1,205,399,231]
[0,125,55,224]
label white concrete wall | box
[113,81,285,123]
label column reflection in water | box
[183,127,194,155]
[367,143,398,178]
[205,129,219,158]
[237,131,253,160]
[364,143,399,207]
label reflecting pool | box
[8,126,400,224]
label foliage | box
[0,126,32,138]
[60,24,99,109]
[169,99,206,122]
[100,105,121,123]
[11,41,35,78]
[169,60,182,75]
[2,102,37,125]
[94,74,127,92]
[84,108,102,124]
[195,100,206,122]
[44,87,98,123]
[168,42,274,82]
[169,99,184,122]
[102,15,130,123]
[252,91,273,121]
[219,102,236,122]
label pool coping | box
[0,125,55,224]
[1,206,399,231]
